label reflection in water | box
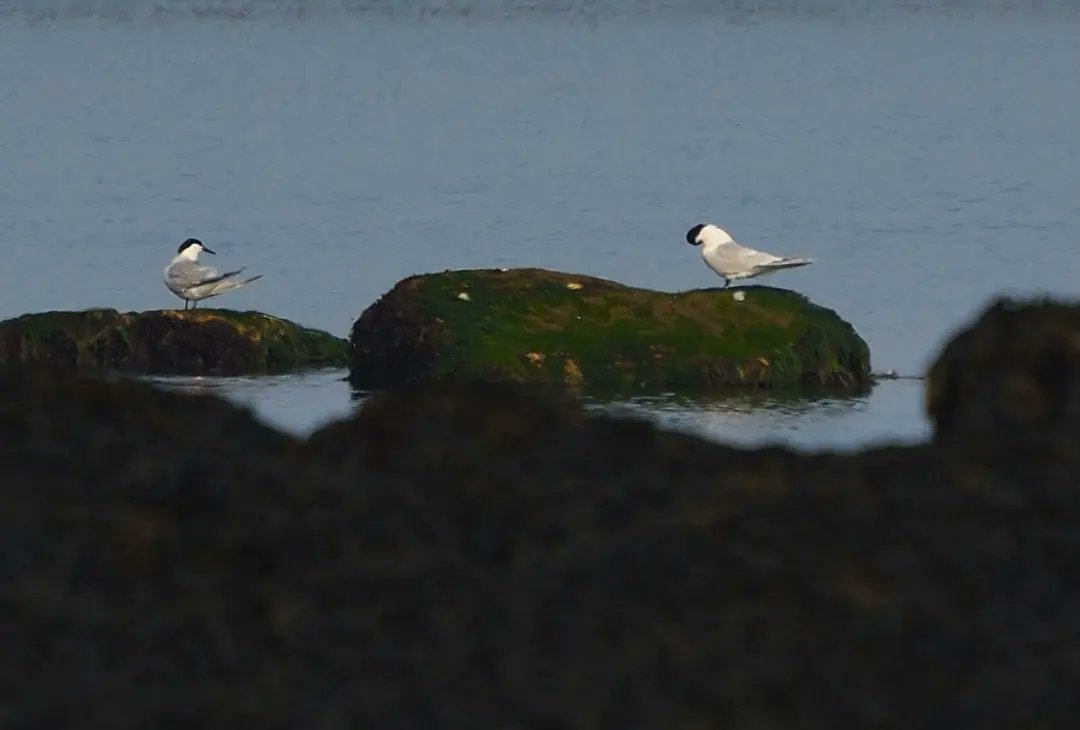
[146,368,357,436]
[592,390,865,424]
[146,371,930,451]
[586,380,930,451]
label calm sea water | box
[2,1,1077,448]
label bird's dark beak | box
[203,247,217,255]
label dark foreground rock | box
[0,308,348,374]
[350,268,871,392]
[927,298,1080,438]
[3,297,1080,729]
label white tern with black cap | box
[685,223,812,289]
[164,238,263,310]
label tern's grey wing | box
[167,261,230,290]
[730,241,785,267]
[703,242,782,277]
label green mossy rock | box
[349,268,871,392]
[0,308,348,375]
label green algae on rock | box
[349,268,870,392]
[0,308,348,375]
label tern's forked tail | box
[208,272,264,296]
[760,257,813,271]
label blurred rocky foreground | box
[2,299,1079,729]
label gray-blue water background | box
[1,1,1077,448]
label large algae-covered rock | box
[0,308,348,375]
[349,268,870,392]
[927,299,1080,438]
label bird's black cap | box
[686,223,706,245]
[177,238,215,255]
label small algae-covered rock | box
[349,268,870,392]
[0,308,347,375]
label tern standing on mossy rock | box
[165,238,263,310]
[349,268,870,393]
[686,223,813,289]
